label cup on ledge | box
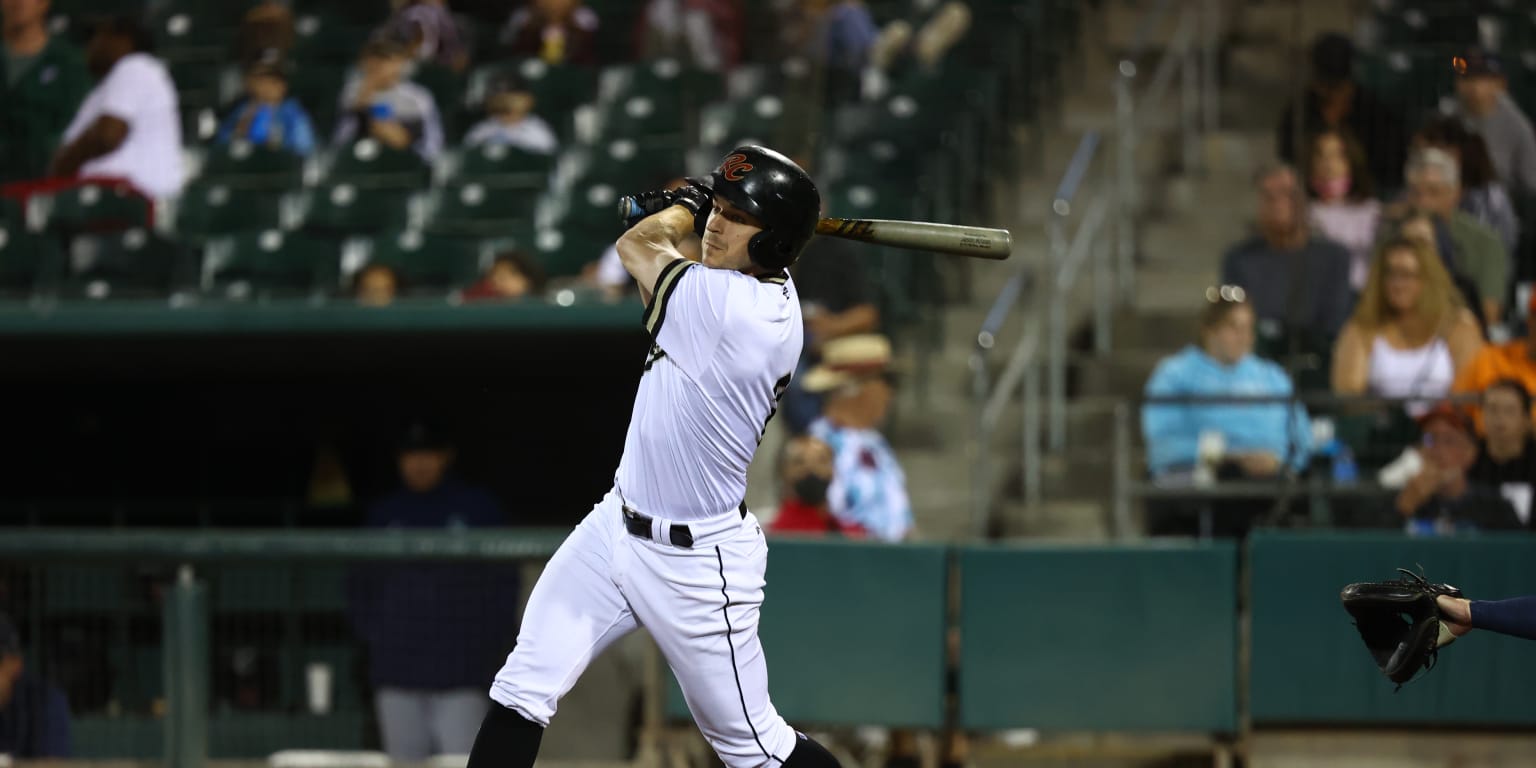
[1194,430,1226,487]
[306,662,333,716]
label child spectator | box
[215,58,317,156]
[462,86,559,155]
[1304,128,1379,292]
[334,39,444,161]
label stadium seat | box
[289,12,372,66]
[325,139,431,189]
[182,105,222,146]
[1356,48,1456,119]
[548,179,628,238]
[199,142,306,191]
[593,94,686,142]
[152,4,239,64]
[65,230,188,300]
[424,183,541,238]
[173,183,288,242]
[300,184,416,236]
[0,227,64,300]
[531,227,610,278]
[286,64,348,138]
[41,182,153,234]
[203,229,340,301]
[567,138,684,192]
[411,63,467,137]
[699,95,788,157]
[365,230,488,294]
[168,60,234,114]
[453,144,555,190]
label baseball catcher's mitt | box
[1340,568,1463,689]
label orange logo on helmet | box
[720,154,754,182]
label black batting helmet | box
[709,146,820,271]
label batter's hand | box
[618,178,713,234]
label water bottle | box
[1331,442,1358,484]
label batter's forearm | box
[617,205,696,297]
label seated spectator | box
[51,15,183,200]
[334,39,444,161]
[0,610,71,758]
[355,262,400,306]
[346,421,516,763]
[769,435,865,536]
[1142,286,1313,485]
[1394,403,1522,534]
[1304,128,1380,292]
[1331,237,1483,416]
[1,0,90,185]
[379,0,468,72]
[1277,33,1407,194]
[236,0,294,67]
[1404,148,1508,326]
[214,58,317,156]
[460,250,546,302]
[1454,293,1536,427]
[803,334,913,542]
[462,86,559,155]
[634,0,743,72]
[783,231,879,434]
[1382,208,1487,338]
[1450,49,1536,197]
[780,0,878,102]
[1470,379,1536,527]
[1415,115,1520,256]
[1220,163,1352,342]
[500,0,599,66]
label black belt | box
[622,502,748,549]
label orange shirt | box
[1451,339,1536,431]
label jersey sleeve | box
[642,259,732,377]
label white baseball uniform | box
[490,257,804,768]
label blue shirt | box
[215,97,317,156]
[0,672,71,758]
[1141,346,1313,476]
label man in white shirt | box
[50,16,183,200]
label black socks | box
[465,703,545,768]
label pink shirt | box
[1310,199,1380,291]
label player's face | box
[399,449,452,493]
[702,196,764,271]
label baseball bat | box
[814,217,1011,260]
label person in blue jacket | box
[1141,286,1314,535]
[214,57,316,155]
[0,610,71,759]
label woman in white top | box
[1332,236,1483,414]
[1305,128,1380,292]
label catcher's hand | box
[1340,568,1463,689]
[618,177,713,236]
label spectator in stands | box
[783,231,879,434]
[1404,148,1508,327]
[784,0,879,102]
[1394,403,1522,534]
[804,334,913,542]
[460,250,547,302]
[214,57,317,156]
[1220,163,1352,343]
[1382,208,1488,339]
[334,39,444,162]
[500,0,599,66]
[1415,115,1520,257]
[236,0,294,68]
[0,0,90,185]
[1450,49,1536,197]
[348,421,516,763]
[355,262,400,307]
[1454,293,1536,425]
[1331,236,1483,416]
[462,85,559,155]
[1142,286,1314,486]
[50,15,183,200]
[769,435,866,536]
[380,0,468,73]
[1470,379,1536,528]
[0,610,70,758]
[1304,128,1379,292]
[635,0,743,72]
[1277,33,1408,194]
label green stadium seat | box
[168,60,233,113]
[412,63,467,137]
[425,183,541,238]
[567,138,683,192]
[0,227,64,300]
[549,179,627,239]
[199,142,306,191]
[366,230,488,293]
[65,230,188,300]
[173,183,288,242]
[41,182,152,234]
[182,105,222,146]
[825,181,919,221]
[594,94,686,142]
[531,226,610,278]
[152,4,239,64]
[453,143,555,190]
[301,183,416,236]
[1356,48,1456,119]
[286,64,348,137]
[699,95,787,157]
[203,229,340,300]
[325,139,431,189]
[289,12,372,66]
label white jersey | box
[614,258,802,521]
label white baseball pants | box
[490,489,798,768]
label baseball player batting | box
[466,146,842,768]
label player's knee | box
[780,732,841,768]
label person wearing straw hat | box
[803,333,912,542]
